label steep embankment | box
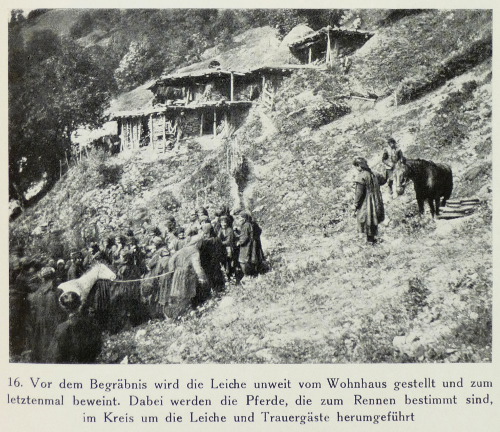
[10,10,492,363]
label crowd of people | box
[9,137,403,363]
[9,206,266,363]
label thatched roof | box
[106,79,156,117]
[281,24,315,47]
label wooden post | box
[230,72,234,101]
[133,121,137,149]
[213,109,217,138]
[308,47,312,64]
[224,112,229,136]
[200,112,204,136]
[132,121,136,149]
[163,114,166,150]
[149,114,154,149]
[262,75,266,96]
[125,119,129,150]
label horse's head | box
[96,263,116,281]
[393,157,411,198]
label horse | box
[393,157,453,217]
[58,263,116,305]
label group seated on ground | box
[9,206,266,363]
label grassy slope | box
[11,10,492,363]
[99,59,492,364]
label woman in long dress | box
[352,157,386,244]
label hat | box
[40,267,56,278]
[57,259,65,266]
[152,236,163,246]
[59,291,82,313]
[387,137,397,145]
[353,157,370,171]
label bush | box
[424,80,479,148]
[309,102,351,129]
[156,189,181,213]
[96,162,123,187]
[403,277,431,320]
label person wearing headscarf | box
[164,240,208,319]
[143,240,171,319]
[352,157,386,244]
[199,223,226,295]
[217,215,237,279]
[54,259,67,286]
[109,250,143,333]
[250,215,266,274]
[235,210,256,276]
[185,209,200,240]
[170,227,186,252]
[67,251,84,280]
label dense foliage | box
[8,22,114,204]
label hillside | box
[9,9,492,364]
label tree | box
[9,28,114,206]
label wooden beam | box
[230,72,234,101]
[200,112,204,136]
[308,47,312,64]
[163,114,166,148]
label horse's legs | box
[417,197,425,215]
[428,198,436,218]
[435,198,441,216]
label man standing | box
[382,137,403,195]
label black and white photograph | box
[7,7,492,366]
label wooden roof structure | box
[111,100,252,120]
[288,26,374,52]
[150,68,249,91]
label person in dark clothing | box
[217,216,237,279]
[67,252,84,280]
[9,261,37,357]
[353,157,386,244]
[54,259,67,286]
[199,224,226,296]
[109,251,144,333]
[48,292,102,364]
[28,267,66,362]
[250,216,266,274]
[235,211,256,277]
